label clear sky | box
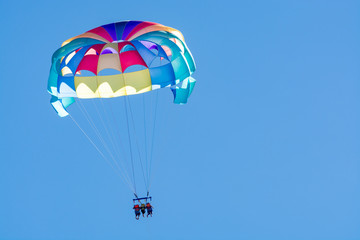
[0,0,359,239]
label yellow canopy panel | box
[74,69,152,98]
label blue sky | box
[0,0,359,239]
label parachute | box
[47,21,196,197]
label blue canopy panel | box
[132,40,170,67]
[114,21,128,40]
[149,62,176,89]
[131,41,157,66]
[171,77,196,104]
[101,23,117,41]
[50,96,75,117]
[57,75,77,98]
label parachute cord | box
[107,102,134,175]
[147,90,159,193]
[99,100,128,166]
[92,99,134,188]
[143,94,149,189]
[92,100,121,160]
[69,114,136,194]
[76,101,135,192]
[78,102,120,167]
[124,96,137,194]
[77,101,114,158]
[126,96,148,190]
[77,102,129,179]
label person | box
[133,204,140,220]
[146,202,153,217]
[140,203,146,217]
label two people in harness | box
[133,202,153,219]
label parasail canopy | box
[48,21,196,117]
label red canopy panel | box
[120,50,147,72]
[76,55,99,75]
[87,27,114,42]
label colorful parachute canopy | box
[48,21,196,117]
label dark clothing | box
[140,204,146,214]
